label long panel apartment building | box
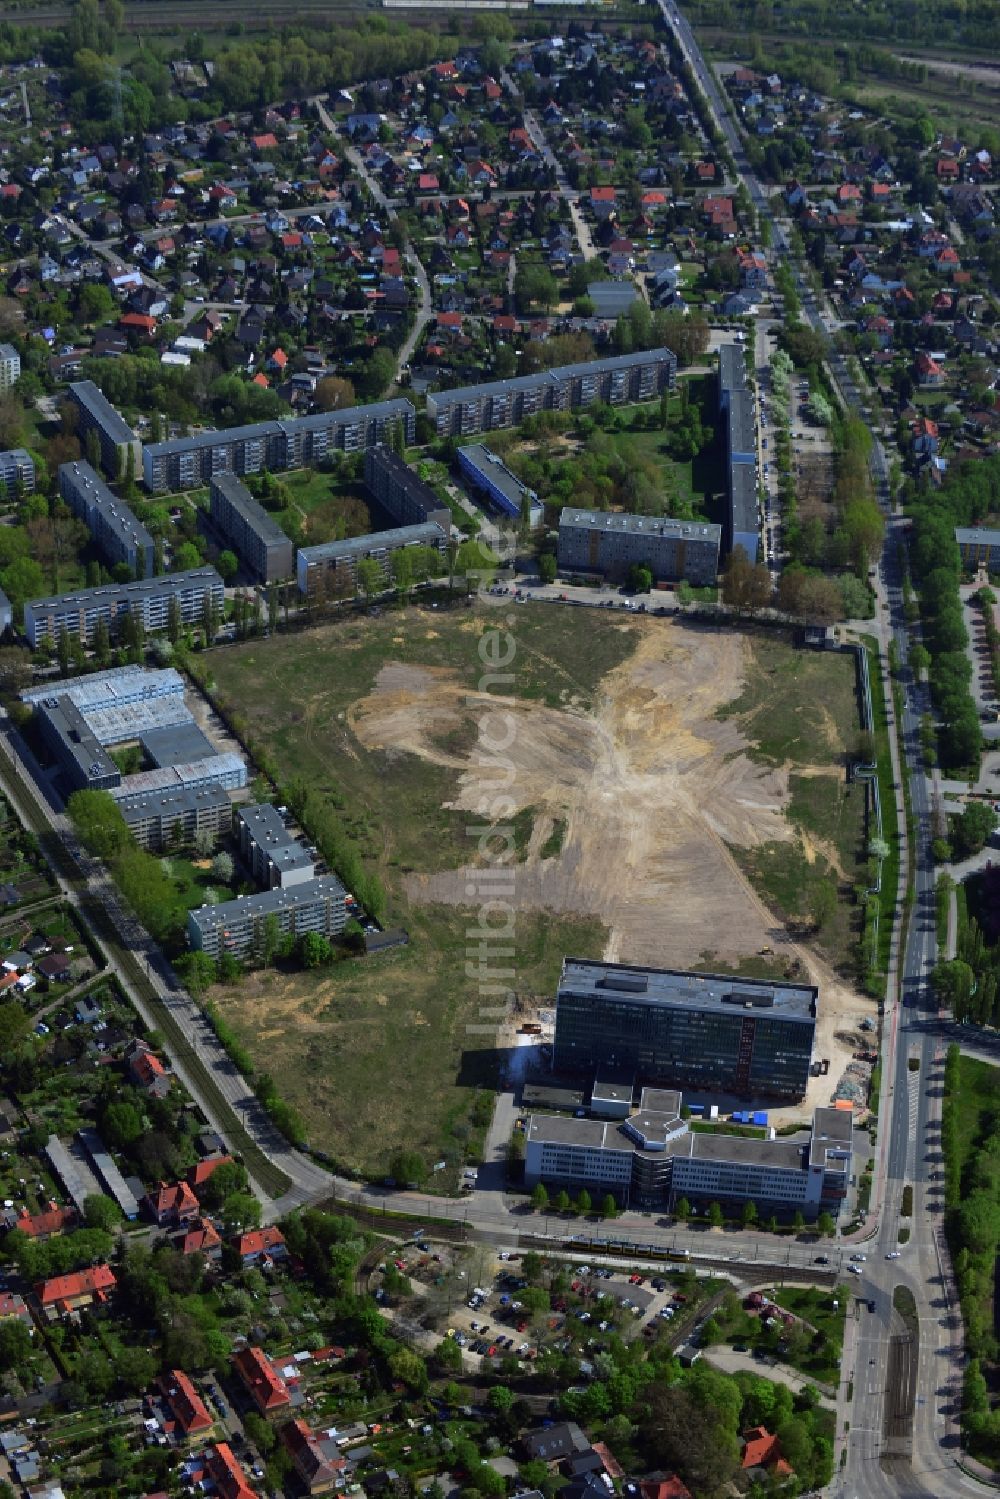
[426,350,677,437]
[363,446,451,533]
[188,875,348,960]
[143,400,416,493]
[59,461,155,579]
[209,474,294,584]
[557,507,720,586]
[553,958,817,1101]
[524,1092,851,1218]
[717,344,759,562]
[69,380,142,481]
[24,568,224,648]
[296,522,446,597]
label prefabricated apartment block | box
[296,522,447,596]
[59,460,155,580]
[0,343,20,392]
[363,445,451,533]
[553,958,817,1101]
[237,802,315,889]
[24,568,224,648]
[116,783,231,853]
[457,444,543,527]
[69,379,142,481]
[208,474,294,584]
[557,507,721,586]
[0,447,35,494]
[142,400,416,493]
[524,1092,851,1218]
[717,344,759,562]
[187,875,348,960]
[425,349,677,437]
[956,526,1000,572]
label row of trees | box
[942,1044,1000,1459]
[909,456,1000,771]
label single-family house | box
[35,1264,116,1316]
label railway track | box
[882,1331,917,1458]
[0,0,376,27]
[1,0,616,27]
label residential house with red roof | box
[232,1347,292,1417]
[145,1180,200,1228]
[9,1204,76,1239]
[35,1263,116,1316]
[236,1225,287,1267]
[208,1442,257,1499]
[741,1427,792,1476]
[915,351,945,387]
[188,1155,234,1195]
[638,1479,692,1499]
[590,186,617,220]
[160,1369,213,1436]
[175,1215,223,1260]
[280,1420,345,1494]
[0,1291,31,1326]
[126,1039,170,1097]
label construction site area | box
[207,605,880,1165]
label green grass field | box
[204,603,636,1175]
[718,636,866,971]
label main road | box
[659,4,984,1493]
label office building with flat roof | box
[35,696,121,792]
[143,400,416,493]
[718,345,759,563]
[426,350,677,437]
[364,446,451,533]
[139,721,215,768]
[0,448,34,494]
[557,507,720,586]
[188,874,348,960]
[524,1090,850,1217]
[0,344,19,392]
[110,752,247,801]
[69,380,142,480]
[209,474,294,584]
[22,666,184,715]
[116,783,231,853]
[956,527,1000,572]
[296,521,447,596]
[458,444,543,526]
[237,802,315,889]
[24,568,224,648]
[554,958,817,1101]
[59,460,155,579]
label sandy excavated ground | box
[349,619,874,1120]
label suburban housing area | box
[0,7,993,1499]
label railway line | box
[0,0,613,28]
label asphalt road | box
[656,6,982,1492]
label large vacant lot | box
[206,606,872,1170]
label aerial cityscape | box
[0,0,993,1496]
